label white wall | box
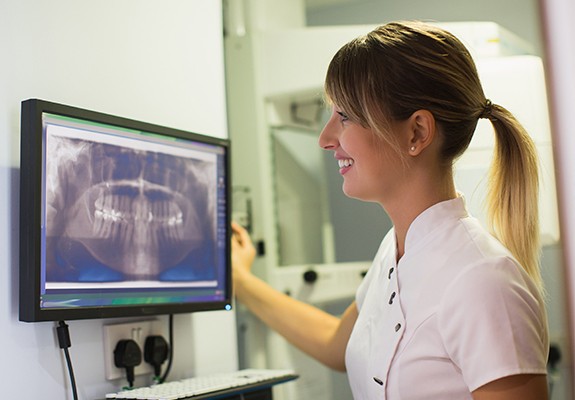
[0,1,237,399]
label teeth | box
[93,194,126,238]
[85,187,195,277]
[92,193,184,243]
[338,159,354,168]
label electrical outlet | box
[103,320,166,380]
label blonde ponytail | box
[485,103,542,291]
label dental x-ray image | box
[44,133,217,283]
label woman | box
[232,21,548,399]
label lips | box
[337,158,354,174]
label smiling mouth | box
[338,159,354,168]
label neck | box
[384,171,457,260]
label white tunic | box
[345,197,548,399]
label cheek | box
[363,145,405,186]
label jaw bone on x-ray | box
[45,136,217,283]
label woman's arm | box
[232,222,357,371]
[472,374,548,400]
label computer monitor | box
[19,99,232,322]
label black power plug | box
[144,335,169,379]
[114,339,142,388]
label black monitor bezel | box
[19,98,232,322]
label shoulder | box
[440,254,543,316]
[437,255,548,391]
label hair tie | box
[480,99,495,121]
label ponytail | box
[484,102,543,292]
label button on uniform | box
[346,253,404,398]
[388,267,402,335]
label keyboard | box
[105,368,298,399]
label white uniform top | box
[345,196,548,399]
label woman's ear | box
[406,110,436,156]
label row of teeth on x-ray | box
[91,183,186,245]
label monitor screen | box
[19,99,232,322]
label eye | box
[336,111,349,123]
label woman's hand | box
[231,221,256,286]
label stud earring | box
[410,146,416,152]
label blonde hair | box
[324,21,542,291]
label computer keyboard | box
[105,368,298,399]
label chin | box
[342,185,366,202]
[342,183,382,204]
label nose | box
[318,112,338,150]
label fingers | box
[231,221,242,237]
[231,221,252,247]
[230,221,256,277]
[231,221,245,235]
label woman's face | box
[318,106,406,204]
